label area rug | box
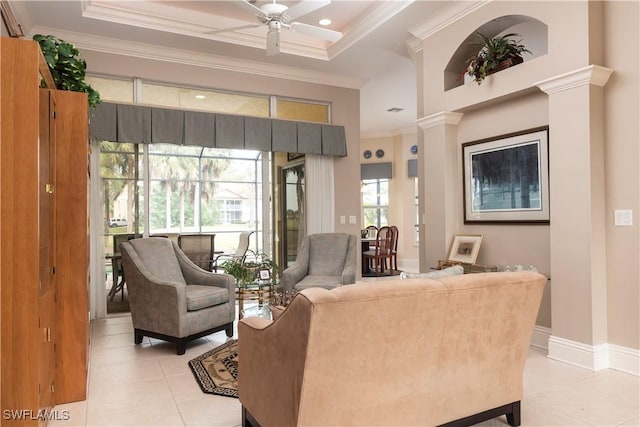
[188,339,238,398]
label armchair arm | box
[280,263,308,292]
[341,235,357,285]
[174,242,235,291]
[279,235,310,292]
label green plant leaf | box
[34,34,102,109]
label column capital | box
[535,65,614,95]
[416,111,463,130]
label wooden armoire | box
[1,37,89,425]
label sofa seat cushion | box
[294,275,342,291]
[186,285,229,311]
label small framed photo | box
[448,234,483,264]
[259,269,271,280]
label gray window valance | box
[90,102,347,157]
[361,162,393,180]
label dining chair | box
[389,225,399,271]
[362,226,394,275]
[177,233,216,271]
[212,231,254,272]
[109,233,141,301]
[365,225,378,239]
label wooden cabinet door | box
[38,89,57,411]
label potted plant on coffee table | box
[220,250,279,286]
[465,32,531,85]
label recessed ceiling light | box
[387,107,403,113]
[318,18,332,26]
[195,95,206,99]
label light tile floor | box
[50,299,639,427]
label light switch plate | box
[340,215,346,225]
[348,215,357,224]
[614,209,633,226]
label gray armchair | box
[120,237,235,355]
[280,233,357,292]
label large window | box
[362,179,389,228]
[93,75,330,256]
[100,143,264,255]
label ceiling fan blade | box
[235,0,268,21]
[266,28,280,56]
[289,22,341,42]
[204,24,260,35]
[285,0,331,20]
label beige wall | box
[414,0,639,360]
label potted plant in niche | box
[465,32,531,85]
[33,34,101,109]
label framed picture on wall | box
[448,234,483,264]
[462,126,550,224]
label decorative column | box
[536,65,613,370]
[416,111,463,272]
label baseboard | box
[530,325,552,350]
[548,335,639,375]
[609,343,640,376]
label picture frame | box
[462,127,549,224]
[259,269,271,280]
[448,234,483,264]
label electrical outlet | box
[614,209,633,226]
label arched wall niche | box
[444,15,548,91]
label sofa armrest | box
[238,295,313,426]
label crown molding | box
[416,111,463,129]
[408,0,489,41]
[328,0,414,59]
[29,26,364,90]
[536,65,614,95]
[81,0,332,61]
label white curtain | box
[89,140,107,319]
[305,154,335,234]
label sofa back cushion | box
[128,237,186,285]
[306,233,350,277]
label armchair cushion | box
[185,285,229,311]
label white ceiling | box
[11,0,453,136]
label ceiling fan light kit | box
[211,0,342,56]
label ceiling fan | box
[206,0,342,56]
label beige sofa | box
[238,271,546,427]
